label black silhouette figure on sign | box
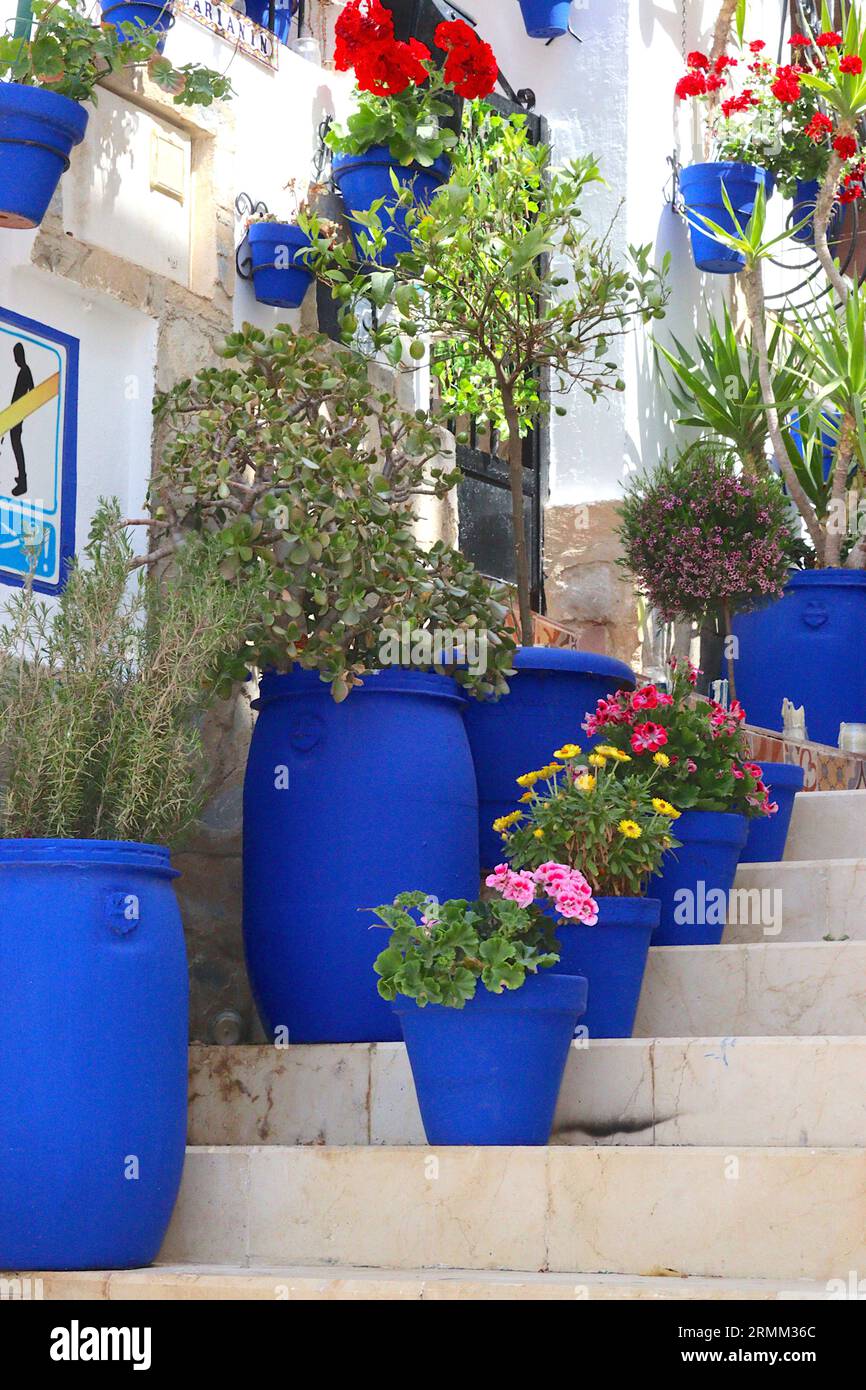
[9,342,33,497]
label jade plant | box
[0,0,232,107]
[0,499,262,844]
[145,324,516,700]
[306,110,669,642]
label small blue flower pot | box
[0,82,89,230]
[740,761,804,863]
[393,971,587,1145]
[651,810,748,944]
[248,222,313,308]
[680,161,774,274]
[548,896,660,1038]
[101,2,174,52]
[790,178,843,246]
[332,145,450,267]
[518,0,571,38]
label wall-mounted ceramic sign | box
[176,0,279,70]
[0,308,78,595]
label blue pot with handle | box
[679,161,774,274]
[518,0,571,37]
[651,810,748,945]
[248,222,313,308]
[732,569,866,748]
[548,895,660,1038]
[332,145,451,267]
[100,2,174,52]
[739,762,804,863]
[0,82,89,229]
[393,971,588,1145]
[0,839,187,1269]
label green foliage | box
[0,499,262,845]
[0,0,232,107]
[372,891,560,1008]
[326,78,458,167]
[799,3,866,124]
[150,323,516,700]
[502,749,679,897]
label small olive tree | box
[305,112,669,642]
[142,324,516,700]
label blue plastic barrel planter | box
[679,162,774,274]
[393,971,587,1145]
[0,839,187,1270]
[0,83,89,229]
[101,2,174,52]
[651,811,748,945]
[243,669,480,1044]
[464,646,636,872]
[248,222,313,308]
[517,0,571,37]
[790,179,843,246]
[332,145,451,267]
[732,570,866,748]
[548,896,660,1038]
[740,762,805,864]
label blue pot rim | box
[392,969,588,1015]
[248,221,310,246]
[0,837,177,876]
[101,1,174,16]
[0,80,89,143]
[332,145,451,181]
[680,160,775,189]
[254,666,467,709]
[672,810,749,846]
[513,645,635,684]
[786,567,866,590]
[752,760,805,789]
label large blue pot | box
[0,839,187,1270]
[549,896,660,1038]
[332,145,450,266]
[0,82,89,229]
[518,0,570,37]
[101,2,173,51]
[680,162,774,274]
[243,669,480,1044]
[740,761,804,864]
[464,646,635,872]
[651,810,748,945]
[732,569,866,748]
[248,222,312,308]
[393,971,587,1145]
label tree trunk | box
[824,410,856,568]
[740,263,825,559]
[502,387,534,647]
[721,599,737,703]
[813,131,851,304]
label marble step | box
[159,1145,866,1282]
[13,1265,838,1302]
[729,859,866,943]
[785,790,866,862]
[189,1038,866,1149]
[634,941,866,1037]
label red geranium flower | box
[840,54,864,74]
[334,0,394,72]
[675,69,707,99]
[435,18,478,51]
[631,722,668,755]
[805,111,833,141]
[789,33,810,47]
[834,131,859,159]
[355,36,429,96]
[771,64,802,102]
[749,40,765,53]
[441,35,497,99]
[816,30,843,47]
[686,50,710,69]
[631,685,660,711]
[722,88,758,117]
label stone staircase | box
[21,790,866,1300]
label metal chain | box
[681,0,687,61]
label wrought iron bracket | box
[235,192,270,281]
[665,152,683,214]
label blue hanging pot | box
[679,161,774,274]
[518,0,571,39]
[0,82,89,229]
[248,222,313,308]
[332,145,450,267]
[100,2,174,52]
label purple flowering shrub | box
[618,446,805,624]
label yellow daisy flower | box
[652,797,681,819]
[516,771,540,788]
[553,743,582,760]
[532,828,545,839]
[618,819,642,839]
[540,762,563,778]
[492,810,523,833]
[518,791,536,803]
[653,752,671,768]
[575,773,596,792]
[594,744,622,759]
[587,753,607,768]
